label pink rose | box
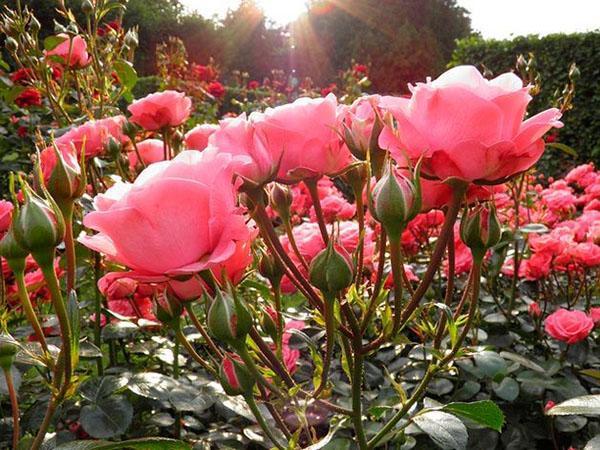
[128,90,192,131]
[340,94,381,157]
[39,144,80,185]
[589,307,600,325]
[0,200,14,235]
[45,34,90,68]
[253,94,351,183]
[128,139,165,170]
[379,66,563,184]
[55,115,126,159]
[528,302,542,318]
[544,309,594,344]
[185,124,218,151]
[79,150,254,280]
[207,113,274,183]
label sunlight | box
[256,0,308,25]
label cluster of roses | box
[9,34,90,109]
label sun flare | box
[255,0,308,24]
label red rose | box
[15,87,42,108]
[10,68,34,85]
[207,81,225,98]
[353,64,368,76]
[544,309,594,344]
[248,80,260,90]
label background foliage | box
[451,32,600,172]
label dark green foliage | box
[451,33,600,173]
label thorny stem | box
[62,203,76,294]
[174,328,217,377]
[183,302,223,359]
[314,295,335,397]
[389,237,405,337]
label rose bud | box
[261,306,279,340]
[207,288,252,347]
[309,238,354,296]
[42,146,85,210]
[459,204,501,262]
[121,120,139,140]
[371,165,421,241]
[0,334,19,371]
[0,226,29,273]
[12,182,65,265]
[219,353,255,396]
[269,183,293,221]
[528,302,542,318]
[258,251,284,287]
[153,290,183,328]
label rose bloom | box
[379,65,563,184]
[544,309,594,344]
[15,87,42,108]
[128,90,192,131]
[207,81,226,98]
[79,150,254,281]
[185,124,218,151]
[309,193,356,223]
[340,94,381,157]
[253,94,352,183]
[38,144,81,186]
[10,68,34,85]
[45,34,90,68]
[0,200,14,236]
[589,307,600,325]
[54,115,126,159]
[128,139,165,170]
[207,113,273,183]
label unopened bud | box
[44,146,85,208]
[29,16,41,34]
[207,288,252,346]
[81,0,94,15]
[12,182,65,263]
[459,204,501,262]
[219,353,255,396]
[371,165,421,241]
[5,37,18,53]
[106,137,122,158]
[153,290,183,328]
[258,251,284,286]
[309,238,353,296]
[269,183,292,221]
[124,30,138,49]
[0,226,28,273]
[121,120,138,139]
[261,307,279,339]
[0,335,19,371]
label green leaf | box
[168,383,215,412]
[546,395,600,416]
[546,142,578,157]
[443,401,504,432]
[412,411,468,450]
[492,377,519,401]
[43,35,67,51]
[113,60,138,91]
[473,351,507,378]
[127,371,177,400]
[80,395,133,439]
[56,437,191,449]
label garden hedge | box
[450,32,600,173]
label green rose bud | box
[459,204,502,262]
[0,226,29,273]
[309,238,353,296]
[45,146,85,209]
[12,182,65,264]
[258,251,284,287]
[81,0,93,15]
[207,288,252,346]
[5,37,18,53]
[371,165,421,241]
[269,183,293,221]
[153,290,183,329]
[219,353,255,396]
[0,334,19,371]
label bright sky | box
[181,0,600,39]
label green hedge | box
[450,33,600,173]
